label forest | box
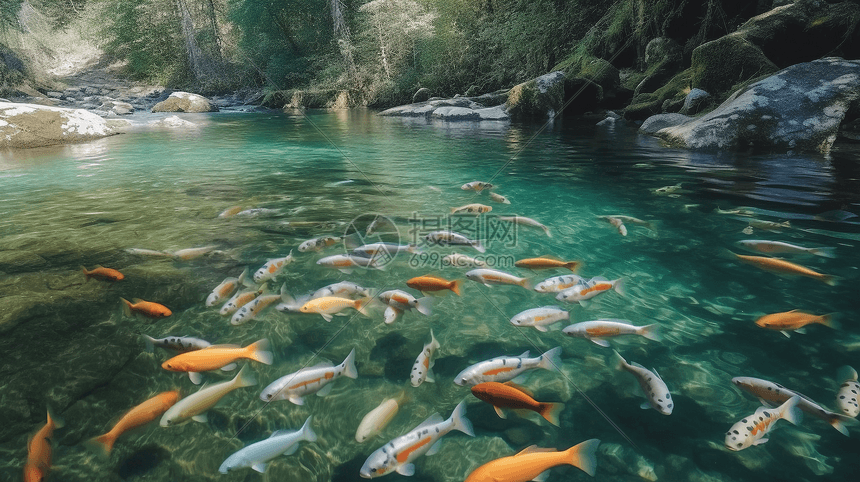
[0,1,856,108]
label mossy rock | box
[624,68,693,120]
[690,34,777,97]
[505,71,565,120]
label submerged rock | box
[652,58,860,153]
[0,102,119,148]
[151,91,218,113]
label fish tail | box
[539,402,565,427]
[449,400,474,436]
[828,414,850,436]
[300,416,317,443]
[429,329,440,351]
[415,296,433,316]
[837,365,858,383]
[247,338,274,365]
[519,277,533,290]
[238,267,251,287]
[612,278,626,297]
[780,396,803,426]
[142,334,156,353]
[639,324,663,342]
[450,279,462,296]
[613,350,628,371]
[47,406,65,430]
[354,297,373,317]
[233,364,257,388]
[473,240,486,253]
[81,266,90,281]
[820,274,840,287]
[565,261,580,272]
[542,226,553,238]
[343,232,363,250]
[809,247,836,259]
[120,297,134,317]
[342,348,358,379]
[819,313,840,330]
[539,346,563,372]
[83,433,115,458]
[566,438,600,476]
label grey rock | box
[46,91,64,99]
[680,88,711,115]
[655,58,860,153]
[152,91,218,113]
[640,113,694,134]
[0,102,119,149]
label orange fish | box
[471,382,564,426]
[85,391,180,457]
[24,407,65,482]
[728,251,837,285]
[121,298,172,319]
[82,266,124,282]
[515,257,580,272]
[755,310,838,337]
[464,439,600,482]
[162,338,273,373]
[406,275,462,296]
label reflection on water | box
[1,111,859,482]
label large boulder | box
[505,71,566,119]
[635,37,684,97]
[0,102,119,148]
[379,97,510,121]
[690,33,778,96]
[151,91,218,113]
[653,58,860,153]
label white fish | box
[298,236,341,252]
[441,253,486,268]
[461,181,494,191]
[556,277,625,306]
[489,192,510,204]
[454,347,562,387]
[725,396,802,451]
[562,320,661,347]
[124,248,172,257]
[746,219,791,231]
[312,281,374,299]
[377,290,432,318]
[219,416,317,474]
[356,393,406,443]
[497,215,551,238]
[253,251,294,283]
[836,366,860,417]
[602,215,654,230]
[600,216,627,236]
[424,231,485,253]
[715,207,756,216]
[260,348,358,405]
[736,240,835,258]
[171,246,218,260]
[732,376,850,435]
[614,351,673,415]
[142,335,211,353]
[450,203,492,214]
[465,268,531,289]
[274,289,311,313]
[510,306,569,332]
[231,283,288,325]
[235,208,279,217]
[653,182,682,196]
[317,254,384,274]
[220,283,267,316]
[352,243,418,258]
[206,267,249,307]
[218,206,243,218]
[160,365,257,426]
[360,401,474,478]
[534,274,585,293]
[410,330,440,387]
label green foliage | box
[0,0,23,29]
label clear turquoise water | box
[1,110,859,482]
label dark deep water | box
[1,110,859,481]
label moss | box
[690,34,777,96]
[624,68,692,120]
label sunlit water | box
[1,110,859,482]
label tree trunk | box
[176,0,208,80]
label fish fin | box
[640,401,652,410]
[46,406,65,430]
[794,327,806,335]
[234,364,257,388]
[425,439,444,456]
[820,314,840,330]
[425,368,435,383]
[189,372,204,385]
[542,226,552,238]
[578,299,592,308]
[518,350,531,358]
[191,413,208,423]
[289,396,305,406]
[416,413,444,429]
[300,416,317,442]
[519,277,533,290]
[316,383,334,397]
[538,347,562,372]
[540,402,564,427]
[142,334,156,353]
[449,400,474,436]
[252,462,269,473]
[809,247,837,258]
[780,331,791,338]
[612,278,626,297]
[321,313,333,322]
[780,396,803,425]
[533,470,551,482]
[494,406,507,419]
[283,443,300,455]
[451,279,462,296]
[383,306,402,324]
[83,434,114,459]
[396,463,415,476]
[248,338,274,365]
[120,298,133,317]
[343,232,363,250]
[221,363,238,372]
[429,329,440,350]
[338,268,354,275]
[820,274,840,286]
[757,398,777,409]
[591,338,610,347]
[567,439,600,476]
[414,296,433,316]
[342,348,358,379]
[837,365,858,383]
[238,267,252,287]
[753,438,769,446]
[640,324,662,342]
[565,261,580,272]
[535,325,549,333]
[473,241,486,253]
[829,414,851,436]
[132,298,146,304]
[515,445,555,456]
[613,350,628,371]
[502,381,534,398]
[355,297,373,317]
